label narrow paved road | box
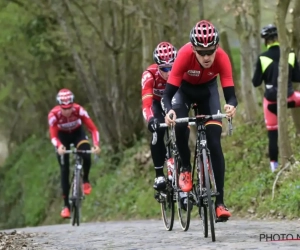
[2,217,300,249]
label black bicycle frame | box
[192,107,218,203]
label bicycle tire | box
[202,148,215,242]
[197,156,208,237]
[199,203,208,237]
[176,157,191,231]
[160,181,175,231]
[71,202,77,226]
[71,170,82,226]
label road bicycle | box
[156,107,233,239]
[153,118,195,231]
[60,144,93,226]
[179,106,233,242]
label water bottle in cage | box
[167,158,174,181]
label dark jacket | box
[252,42,300,101]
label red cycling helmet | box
[190,20,219,48]
[56,88,74,108]
[153,42,178,66]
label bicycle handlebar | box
[160,111,228,126]
[59,149,95,165]
[63,149,93,154]
[151,111,233,145]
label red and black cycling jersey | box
[168,43,234,87]
[162,42,237,113]
[48,103,100,147]
[141,64,167,121]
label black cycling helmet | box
[260,24,278,39]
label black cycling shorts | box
[58,126,89,149]
[172,78,222,122]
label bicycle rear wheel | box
[176,157,191,231]
[160,181,175,231]
[202,149,215,242]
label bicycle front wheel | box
[71,171,82,226]
[176,157,191,231]
[202,149,215,242]
[160,181,175,231]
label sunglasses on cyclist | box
[159,67,172,72]
[195,48,216,56]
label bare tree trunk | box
[239,38,258,122]
[234,3,258,122]
[290,0,300,135]
[220,30,241,100]
[275,0,294,165]
[251,0,261,67]
[140,3,153,70]
[250,0,265,102]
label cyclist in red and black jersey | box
[141,42,179,191]
[48,89,101,218]
[162,20,238,219]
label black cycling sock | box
[268,130,278,162]
[150,129,166,167]
[172,102,192,169]
[63,196,70,207]
[181,164,191,172]
[206,124,225,205]
[57,153,70,206]
[155,167,164,177]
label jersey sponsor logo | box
[58,119,80,129]
[208,71,214,76]
[187,70,200,76]
[153,88,164,97]
[141,72,152,89]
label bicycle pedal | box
[154,193,163,203]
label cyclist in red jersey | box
[161,20,238,219]
[48,89,101,218]
[141,42,179,191]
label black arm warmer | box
[161,83,179,113]
[223,86,238,107]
